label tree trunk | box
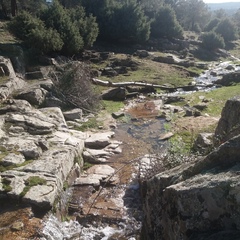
[11,0,17,17]
[0,0,8,18]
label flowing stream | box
[40,59,239,240]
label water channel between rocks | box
[41,60,239,239]
[41,99,166,240]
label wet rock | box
[74,174,101,186]
[85,132,115,149]
[159,132,174,141]
[215,72,240,86]
[225,64,235,70]
[63,108,83,121]
[74,165,116,187]
[83,148,112,163]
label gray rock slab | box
[1,137,42,159]
[63,108,83,121]
[1,153,25,166]
[87,164,115,176]
[85,131,115,149]
[83,148,112,163]
[74,174,101,186]
[16,87,48,106]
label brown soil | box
[0,207,42,239]
[173,116,219,133]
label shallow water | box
[41,100,166,240]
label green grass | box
[0,21,18,44]
[0,159,34,172]
[101,100,124,113]
[2,178,12,192]
[91,53,196,87]
[176,84,240,117]
[20,176,47,197]
[76,117,101,131]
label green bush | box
[201,31,225,50]
[215,18,238,42]
[27,27,63,54]
[80,0,150,43]
[204,18,220,32]
[69,6,99,48]
[8,11,43,41]
[8,1,99,55]
[40,0,84,55]
[151,5,183,39]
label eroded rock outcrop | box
[0,100,86,209]
[214,96,240,146]
[141,97,240,239]
[0,56,123,212]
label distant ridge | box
[207,2,240,11]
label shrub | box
[69,6,99,48]
[27,27,63,54]
[201,31,225,50]
[215,18,238,43]
[204,18,220,32]
[8,11,43,41]
[50,61,100,112]
[151,5,183,39]
[8,1,98,55]
[40,0,84,55]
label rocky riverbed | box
[1,51,240,240]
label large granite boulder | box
[141,134,240,239]
[215,72,240,86]
[142,97,240,239]
[0,57,26,100]
[214,96,240,146]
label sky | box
[203,0,240,3]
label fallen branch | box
[92,78,214,92]
[92,78,174,90]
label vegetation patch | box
[20,176,47,197]
[181,84,240,116]
[0,159,33,173]
[83,162,93,171]
[76,117,102,131]
[74,156,83,166]
[2,178,12,192]
[101,100,124,114]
